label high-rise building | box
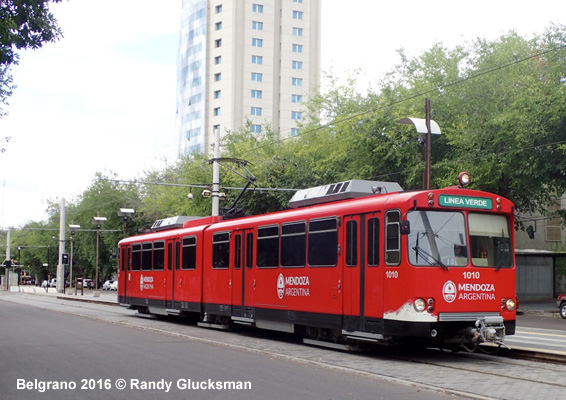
[176,0,321,155]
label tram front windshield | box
[407,211,512,269]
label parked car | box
[557,294,566,319]
[49,278,57,288]
[102,279,115,290]
[110,280,118,291]
[82,278,94,289]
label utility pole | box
[56,198,66,293]
[425,98,432,190]
[211,126,220,217]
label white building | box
[177,0,321,155]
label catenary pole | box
[212,127,220,217]
[56,198,65,293]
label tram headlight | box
[413,298,426,313]
[458,172,471,188]
[505,298,516,311]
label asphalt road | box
[0,300,457,400]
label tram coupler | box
[465,316,505,344]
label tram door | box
[343,215,363,328]
[119,245,130,300]
[231,230,254,319]
[165,238,180,309]
[343,213,382,332]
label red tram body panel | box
[118,179,516,348]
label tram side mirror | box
[400,220,410,235]
[526,225,535,239]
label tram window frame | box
[345,220,358,267]
[142,242,153,271]
[182,236,197,270]
[131,244,141,271]
[212,232,230,269]
[385,210,401,266]
[257,225,279,268]
[167,242,173,271]
[153,241,165,270]
[308,217,338,267]
[367,217,380,266]
[281,221,306,268]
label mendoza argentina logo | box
[277,273,310,299]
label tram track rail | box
[496,346,566,365]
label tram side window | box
[182,236,197,270]
[367,217,380,266]
[308,217,338,267]
[246,232,253,269]
[131,244,141,271]
[385,211,401,266]
[257,225,279,268]
[346,220,358,267]
[153,241,165,270]
[234,234,242,270]
[212,232,230,269]
[167,243,173,270]
[142,242,153,271]
[175,241,181,270]
[281,221,306,268]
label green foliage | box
[0,64,14,119]
[60,172,150,281]
[0,0,63,117]
[0,0,63,66]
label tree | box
[63,173,150,281]
[379,26,566,222]
[0,65,13,149]
[0,0,63,66]
[0,0,63,117]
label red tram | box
[118,174,516,349]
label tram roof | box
[289,180,403,208]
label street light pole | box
[118,209,135,238]
[69,224,80,289]
[5,228,10,290]
[398,99,442,190]
[92,217,106,291]
[425,98,432,190]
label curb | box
[55,295,119,306]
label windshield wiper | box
[412,246,449,271]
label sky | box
[1,0,565,229]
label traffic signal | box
[62,253,69,265]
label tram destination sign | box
[438,195,492,210]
